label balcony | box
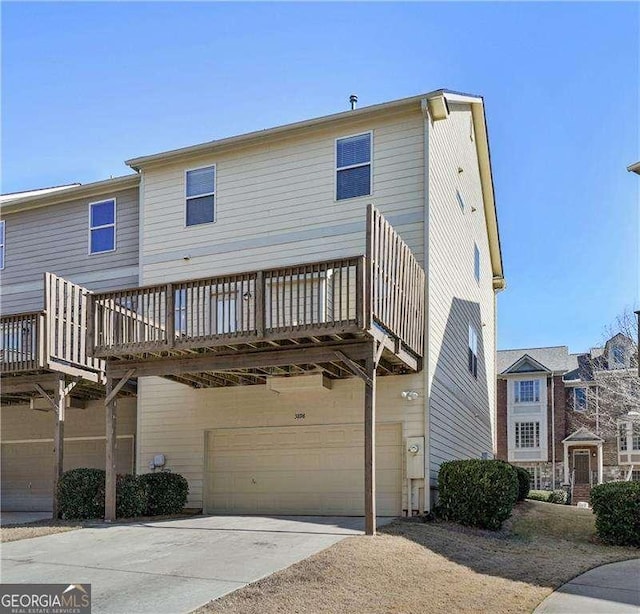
[90,205,426,386]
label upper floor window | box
[456,190,465,212]
[618,421,640,453]
[468,323,478,378]
[572,387,587,412]
[515,379,540,403]
[186,165,215,226]
[89,199,116,254]
[515,421,540,448]
[0,220,5,269]
[474,244,480,282]
[611,345,626,368]
[336,133,371,200]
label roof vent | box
[349,94,358,110]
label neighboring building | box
[0,177,139,511]
[1,89,505,531]
[497,335,639,504]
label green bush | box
[438,459,519,530]
[590,481,640,547]
[57,468,149,520]
[513,466,531,501]
[527,489,568,504]
[138,472,189,516]
[57,468,105,519]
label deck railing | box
[1,274,104,375]
[89,205,425,361]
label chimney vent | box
[349,94,358,110]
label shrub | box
[138,472,189,516]
[590,481,640,547]
[57,468,149,520]
[438,459,519,530]
[513,466,531,501]
[527,489,568,504]
[57,468,104,519]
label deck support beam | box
[52,375,65,519]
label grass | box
[194,501,638,614]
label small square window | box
[336,133,371,200]
[186,166,215,226]
[89,199,116,254]
[515,422,540,448]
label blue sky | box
[2,2,638,352]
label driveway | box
[0,511,51,526]
[1,515,392,614]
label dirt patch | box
[195,501,638,614]
[1,521,82,543]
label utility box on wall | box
[405,436,425,479]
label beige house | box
[1,89,504,533]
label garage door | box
[205,423,402,516]
[1,436,134,511]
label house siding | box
[137,374,425,510]
[1,187,139,315]
[139,109,425,285]
[427,103,496,486]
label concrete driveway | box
[0,511,51,526]
[1,515,392,614]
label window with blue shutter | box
[336,133,371,200]
[186,166,215,226]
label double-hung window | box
[573,387,587,411]
[468,323,478,378]
[89,199,116,254]
[515,380,540,403]
[0,220,5,269]
[336,133,371,200]
[186,166,215,226]
[515,422,540,448]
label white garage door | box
[1,436,134,511]
[205,423,402,516]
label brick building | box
[496,334,639,504]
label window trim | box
[514,379,541,404]
[88,198,116,255]
[0,220,5,270]
[514,421,540,449]
[185,164,216,227]
[335,131,373,202]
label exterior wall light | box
[401,390,420,401]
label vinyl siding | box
[1,187,139,315]
[427,103,496,486]
[137,374,425,510]
[140,109,424,284]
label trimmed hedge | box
[590,481,640,547]
[513,466,531,502]
[114,474,148,518]
[438,459,519,530]
[527,489,568,504]
[138,472,189,516]
[56,468,105,519]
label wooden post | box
[52,375,65,518]
[255,271,265,337]
[165,283,175,348]
[364,350,376,536]
[105,376,117,521]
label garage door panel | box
[205,424,402,516]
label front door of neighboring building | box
[573,450,591,484]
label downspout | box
[551,373,556,490]
[421,98,432,512]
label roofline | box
[499,353,553,375]
[0,174,140,215]
[498,345,569,353]
[627,161,640,174]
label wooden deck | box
[89,205,426,386]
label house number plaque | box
[295,413,306,420]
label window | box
[515,380,540,403]
[456,190,465,212]
[619,423,628,451]
[89,199,116,254]
[633,423,640,451]
[474,243,480,282]
[573,387,587,412]
[186,166,215,226]
[515,422,540,448]
[468,323,478,378]
[612,345,625,367]
[0,220,4,269]
[336,133,371,200]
